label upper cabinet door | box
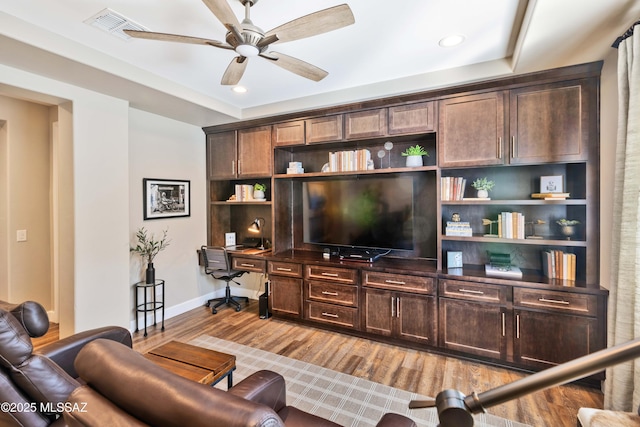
[238,126,273,177]
[509,81,589,164]
[438,92,506,167]
[388,101,436,135]
[273,120,305,147]
[306,115,344,144]
[345,109,388,139]
[207,131,237,179]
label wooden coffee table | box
[145,340,236,388]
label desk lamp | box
[248,217,265,249]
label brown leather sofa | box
[0,300,132,427]
[64,339,418,427]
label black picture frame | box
[143,178,190,220]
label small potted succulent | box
[471,177,495,198]
[130,227,170,283]
[401,145,429,167]
[556,219,580,240]
[253,183,266,200]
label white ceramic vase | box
[477,189,489,198]
[405,155,423,167]
[253,189,265,200]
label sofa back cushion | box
[0,308,80,415]
[0,300,49,338]
[0,367,51,427]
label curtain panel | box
[605,22,640,411]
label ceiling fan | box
[124,0,355,85]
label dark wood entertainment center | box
[203,61,607,384]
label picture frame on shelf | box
[143,178,190,220]
[540,175,564,193]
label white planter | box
[477,189,489,198]
[405,155,423,167]
[253,189,265,200]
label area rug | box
[189,335,531,427]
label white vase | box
[253,189,265,200]
[405,155,423,167]
[477,189,489,198]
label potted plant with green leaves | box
[471,177,495,198]
[130,227,170,283]
[253,183,266,200]
[401,145,429,167]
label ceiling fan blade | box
[256,34,279,49]
[201,0,241,29]
[221,56,248,85]
[124,29,232,49]
[265,4,355,44]
[264,52,328,82]
[408,399,437,409]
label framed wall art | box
[143,178,190,220]
[539,175,564,193]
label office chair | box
[201,246,249,314]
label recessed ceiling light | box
[439,34,465,48]
[232,86,248,94]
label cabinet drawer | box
[268,261,303,277]
[305,265,357,284]
[232,257,266,273]
[439,279,507,304]
[305,301,358,328]
[306,280,357,307]
[514,288,597,316]
[363,271,435,294]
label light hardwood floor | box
[36,300,603,427]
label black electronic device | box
[302,176,416,252]
[338,247,387,263]
[241,237,263,248]
[259,281,271,319]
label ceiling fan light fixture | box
[236,44,259,57]
[232,85,248,93]
[439,34,466,48]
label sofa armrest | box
[39,326,132,378]
[375,413,417,427]
[227,370,287,413]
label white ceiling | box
[1,0,639,126]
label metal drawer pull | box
[385,279,406,285]
[501,312,506,337]
[321,272,339,277]
[391,297,395,317]
[321,312,339,318]
[321,291,339,296]
[396,297,400,318]
[538,298,570,305]
[516,314,520,339]
[276,267,292,272]
[240,263,255,267]
[459,288,484,295]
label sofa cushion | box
[0,309,34,367]
[0,300,49,338]
[0,367,51,427]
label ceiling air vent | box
[84,8,148,41]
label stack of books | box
[496,212,525,239]
[233,184,255,201]
[327,149,371,172]
[531,192,570,200]
[441,177,466,201]
[541,250,576,282]
[445,221,472,237]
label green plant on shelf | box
[130,227,170,264]
[254,183,266,192]
[401,145,429,157]
[556,219,580,226]
[471,177,495,191]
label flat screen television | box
[302,176,414,252]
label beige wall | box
[0,95,52,307]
